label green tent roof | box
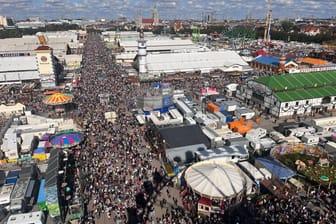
[255,70,336,92]
[274,86,336,102]
[254,71,336,102]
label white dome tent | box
[185,161,252,200]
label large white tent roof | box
[146,50,252,74]
[0,56,37,72]
[0,56,39,82]
[121,39,199,53]
[185,160,248,200]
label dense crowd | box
[251,187,336,224]
[73,34,159,223]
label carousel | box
[43,93,74,115]
[184,160,253,216]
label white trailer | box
[184,117,196,125]
[175,100,194,118]
[301,135,319,145]
[194,112,217,129]
[286,126,316,138]
[250,138,276,151]
[312,116,336,127]
[238,161,265,182]
[0,184,14,206]
[222,100,240,112]
[269,131,286,143]
[235,107,255,120]
[282,136,302,144]
[7,211,46,224]
[245,128,267,141]
[325,141,336,152]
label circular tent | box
[49,131,83,149]
[43,93,74,105]
[185,161,248,200]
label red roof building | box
[35,45,52,51]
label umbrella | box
[49,131,83,149]
[43,93,74,105]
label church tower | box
[152,6,159,26]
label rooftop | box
[159,124,210,148]
[255,71,336,102]
[254,56,293,67]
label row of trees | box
[0,23,80,39]
[152,21,335,44]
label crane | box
[263,0,272,44]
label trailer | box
[222,100,240,112]
[269,131,286,143]
[285,126,316,138]
[325,141,336,160]
[184,117,196,125]
[235,107,255,120]
[175,100,194,118]
[0,184,14,206]
[245,128,267,141]
[238,161,265,182]
[250,138,276,152]
[301,135,319,145]
[7,211,46,224]
[312,116,336,127]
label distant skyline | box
[0,0,335,21]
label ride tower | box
[137,29,147,79]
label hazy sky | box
[1,0,335,20]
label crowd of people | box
[251,186,336,224]
[73,34,162,223]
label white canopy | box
[185,161,247,200]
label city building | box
[136,6,160,29]
[249,55,298,73]
[34,46,57,88]
[237,71,336,117]
[0,31,82,58]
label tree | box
[281,21,296,33]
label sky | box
[0,0,335,20]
